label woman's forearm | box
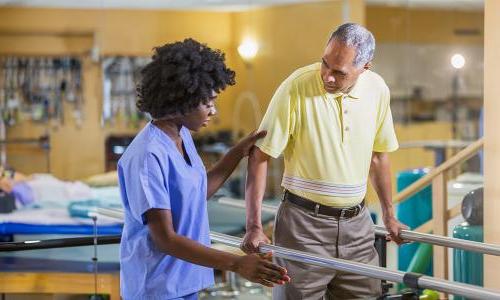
[206,146,243,198]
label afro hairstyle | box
[137,38,235,119]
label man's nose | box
[325,74,335,83]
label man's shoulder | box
[284,63,321,86]
[361,69,389,91]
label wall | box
[373,43,484,99]
[483,0,500,290]
[366,5,483,45]
[0,7,234,179]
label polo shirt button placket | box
[342,95,350,143]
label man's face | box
[320,40,367,94]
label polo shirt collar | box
[347,82,361,99]
[325,79,363,100]
[327,88,360,100]
[320,66,364,100]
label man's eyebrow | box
[335,69,348,76]
[322,58,347,76]
[321,57,329,68]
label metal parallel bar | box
[1,231,499,299]
[95,207,125,220]
[0,235,121,252]
[209,232,500,300]
[216,198,500,257]
[373,225,500,257]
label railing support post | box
[432,172,448,297]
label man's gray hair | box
[328,23,375,67]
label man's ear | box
[364,61,372,70]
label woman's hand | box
[232,252,291,287]
[233,130,267,158]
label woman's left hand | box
[234,130,267,157]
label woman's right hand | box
[232,252,291,287]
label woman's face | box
[181,91,218,131]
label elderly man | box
[242,23,407,299]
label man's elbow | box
[249,146,270,165]
[371,152,388,168]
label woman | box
[117,38,290,300]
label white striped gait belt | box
[282,175,367,198]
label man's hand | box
[232,252,291,287]
[241,228,271,254]
[234,130,267,158]
[383,215,409,245]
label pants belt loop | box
[314,204,320,216]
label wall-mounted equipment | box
[101,56,150,127]
[0,56,83,127]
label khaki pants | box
[272,198,382,300]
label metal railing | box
[212,232,500,300]
[217,197,500,257]
[2,232,499,300]
[373,225,500,257]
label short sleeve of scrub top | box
[118,151,171,224]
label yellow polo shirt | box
[255,63,398,207]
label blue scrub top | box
[118,122,214,300]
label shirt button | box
[344,109,348,114]
[345,126,350,131]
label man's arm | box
[206,131,266,199]
[369,151,407,245]
[241,147,272,253]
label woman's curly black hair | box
[137,38,235,119]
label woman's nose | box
[209,106,217,116]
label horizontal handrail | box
[211,232,500,300]
[214,198,500,256]
[2,232,499,299]
[373,225,500,256]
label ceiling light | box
[451,53,465,69]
